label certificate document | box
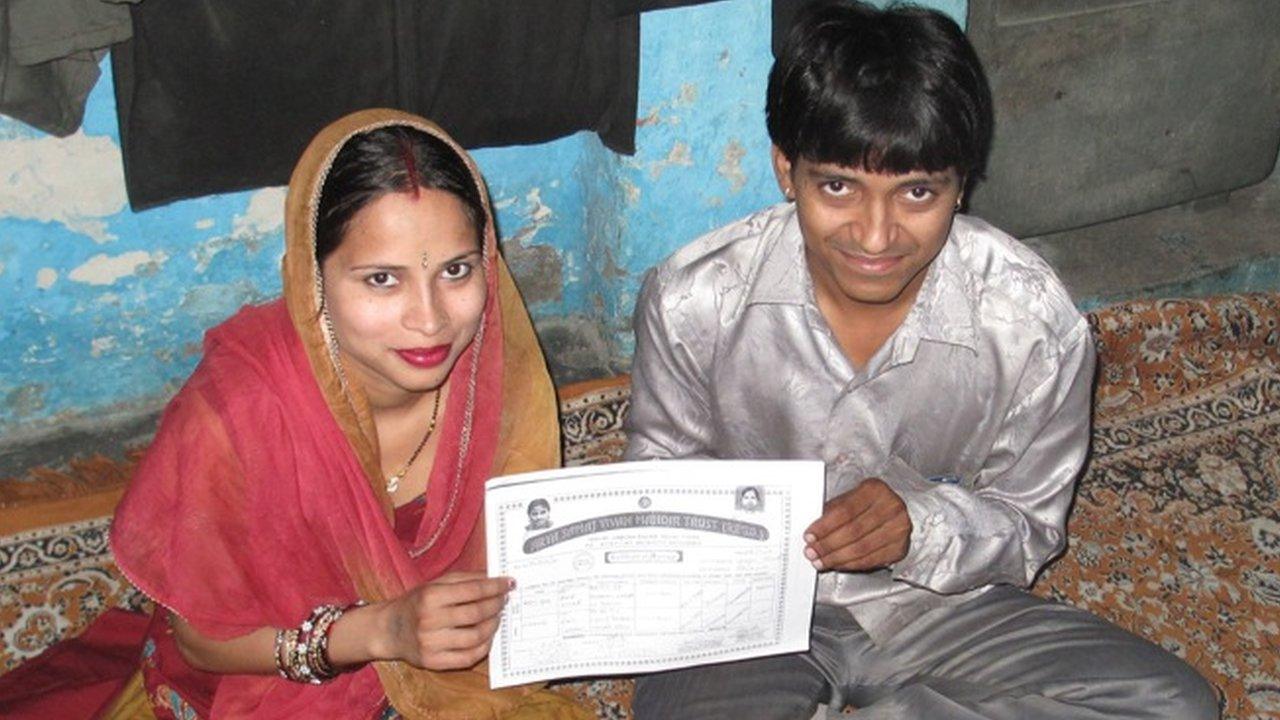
[484,459,824,688]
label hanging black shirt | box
[111,0,641,209]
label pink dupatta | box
[109,110,583,720]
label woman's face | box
[321,188,486,406]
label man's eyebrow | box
[806,164,856,178]
[805,166,863,185]
[895,173,953,188]
[805,165,953,187]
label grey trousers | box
[632,587,1219,720]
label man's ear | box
[770,145,795,200]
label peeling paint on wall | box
[4,384,45,418]
[717,140,749,194]
[501,187,566,305]
[180,281,268,326]
[637,83,700,129]
[234,188,287,237]
[503,241,564,305]
[68,250,168,286]
[90,336,117,357]
[192,188,283,272]
[0,131,127,243]
[621,179,641,206]
[640,141,694,180]
[35,268,57,289]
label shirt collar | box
[746,205,978,353]
[893,225,978,356]
[746,204,811,306]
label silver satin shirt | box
[624,203,1096,643]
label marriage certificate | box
[484,459,824,688]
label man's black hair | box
[766,0,993,179]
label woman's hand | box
[371,572,513,670]
[169,572,512,677]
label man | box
[623,2,1218,718]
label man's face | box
[772,147,962,317]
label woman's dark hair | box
[766,0,993,179]
[315,125,486,263]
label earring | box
[954,197,963,212]
[784,188,795,202]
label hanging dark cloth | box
[111,0,641,210]
[610,0,718,13]
[771,0,816,56]
[0,0,137,137]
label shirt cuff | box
[873,454,957,587]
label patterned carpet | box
[1,503,145,674]
[1037,295,1280,720]
[2,293,1278,719]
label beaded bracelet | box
[272,627,296,679]
[273,601,362,684]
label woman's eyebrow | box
[348,263,409,272]
[435,250,484,265]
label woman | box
[109,109,588,719]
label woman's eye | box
[365,272,398,288]
[442,262,472,280]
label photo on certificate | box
[484,459,824,688]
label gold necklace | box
[385,389,442,494]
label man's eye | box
[365,272,398,288]
[904,186,935,202]
[822,180,850,196]
[443,262,472,280]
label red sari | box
[109,110,585,720]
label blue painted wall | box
[1,0,975,443]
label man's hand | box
[804,478,911,572]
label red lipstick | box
[395,344,451,369]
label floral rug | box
[1037,294,1280,720]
